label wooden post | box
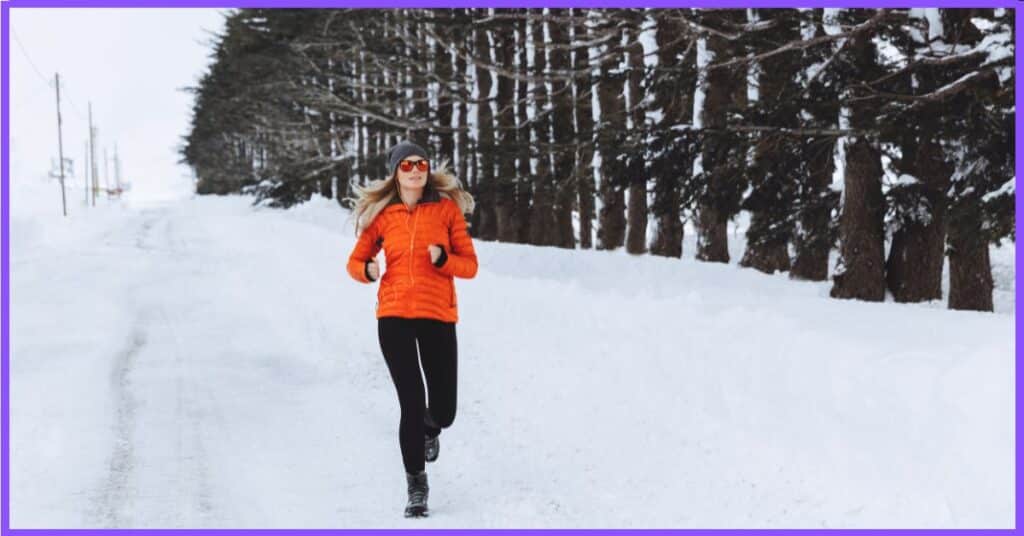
[54,73,67,216]
[88,103,98,206]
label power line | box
[11,28,52,90]
[56,77,89,122]
[11,27,88,122]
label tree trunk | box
[516,12,533,243]
[434,12,455,164]
[830,23,887,301]
[495,20,518,242]
[410,17,429,146]
[549,8,577,249]
[830,137,886,301]
[474,15,497,240]
[948,210,994,311]
[574,9,595,250]
[596,20,626,250]
[739,9,799,274]
[624,15,648,254]
[790,11,837,280]
[885,10,969,303]
[528,12,558,246]
[456,10,470,188]
[695,10,746,263]
[790,136,835,280]
[649,11,689,258]
[885,138,950,301]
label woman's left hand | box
[428,245,442,264]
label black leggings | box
[377,317,458,474]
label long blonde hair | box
[350,159,475,235]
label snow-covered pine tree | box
[829,9,889,301]
[790,8,840,281]
[647,9,695,259]
[693,9,749,264]
[738,8,801,274]
[942,9,1014,311]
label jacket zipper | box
[409,207,419,302]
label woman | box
[346,140,477,518]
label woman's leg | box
[378,317,427,474]
[415,319,458,439]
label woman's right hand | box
[367,259,380,281]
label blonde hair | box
[350,159,475,235]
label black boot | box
[425,434,440,463]
[404,470,429,518]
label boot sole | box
[404,507,429,518]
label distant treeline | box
[181,8,1014,311]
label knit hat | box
[387,141,429,175]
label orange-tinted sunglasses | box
[399,159,430,173]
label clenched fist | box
[428,245,442,264]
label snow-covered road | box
[9,189,1015,528]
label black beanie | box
[387,141,429,175]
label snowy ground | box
[7,177,1015,528]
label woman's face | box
[396,157,429,191]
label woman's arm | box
[432,202,478,279]
[347,220,383,283]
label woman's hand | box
[366,259,380,281]
[427,245,442,264]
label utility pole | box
[84,141,90,206]
[54,73,67,217]
[88,102,98,206]
[103,147,110,196]
[114,144,122,195]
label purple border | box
[0,2,1018,535]
[1,0,1019,7]
[1015,5,1022,534]
[3,0,9,533]
[0,529,1000,535]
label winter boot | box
[404,470,429,518]
[425,434,440,463]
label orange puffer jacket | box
[347,190,478,322]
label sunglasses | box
[399,159,430,173]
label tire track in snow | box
[86,208,218,527]
[158,303,216,525]
[87,328,146,527]
[85,209,159,526]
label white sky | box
[8,8,228,203]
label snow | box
[873,36,906,69]
[831,105,850,195]
[982,177,1015,202]
[821,8,843,36]
[693,37,709,130]
[747,9,760,104]
[798,8,815,41]
[691,37,709,178]
[923,8,944,42]
[7,173,1015,528]
[640,11,661,127]
[5,7,1016,528]
[9,8,225,205]
[893,174,920,187]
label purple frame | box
[0,1,1019,534]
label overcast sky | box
[9,8,229,204]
